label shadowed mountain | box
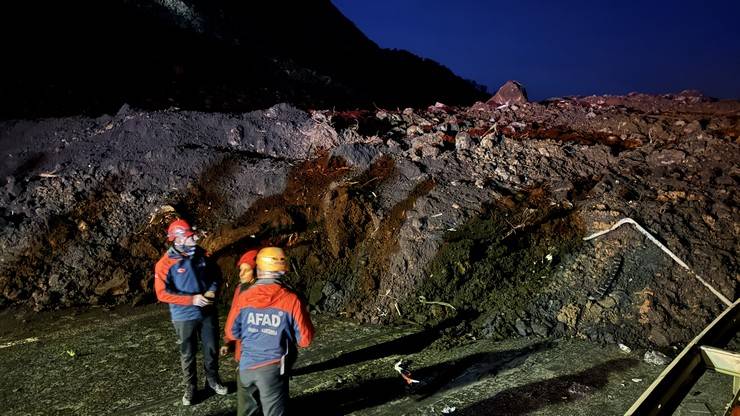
[0,0,487,119]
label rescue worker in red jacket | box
[222,249,260,360]
[225,247,315,416]
[154,219,227,406]
[222,249,260,414]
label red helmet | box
[237,249,259,269]
[167,219,194,241]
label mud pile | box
[1,90,738,349]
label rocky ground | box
[0,303,733,415]
[1,84,738,356]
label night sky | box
[333,0,740,100]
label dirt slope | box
[1,92,738,349]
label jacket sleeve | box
[231,308,243,341]
[154,257,194,306]
[291,297,314,348]
[224,286,241,343]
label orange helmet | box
[167,219,194,241]
[237,249,259,269]
[256,247,288,273]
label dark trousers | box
[239,365,288,416]
[172,313,220,388]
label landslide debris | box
[1,88,738,349]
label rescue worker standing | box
[155,219,227,406]
[222,249,261,414]
[226,247,314,416]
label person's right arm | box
[154,257,194,306]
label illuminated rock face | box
[487,80,529,106]
[2,91,738,348]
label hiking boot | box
[182,386,196,406]
[208,379,228,396]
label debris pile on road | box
[1,84,737,348]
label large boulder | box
[487,80,529,106]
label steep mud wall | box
[1,96,738,349]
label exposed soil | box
[1,93,738,353]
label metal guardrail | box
[624,298,739,415]
[582,218,737,415]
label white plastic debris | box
[583,217,732,306]
[618,343,631,353]
[442,405,457,414]
[631,378,643,383]
[643,350,671,366]
[394,360,420,385]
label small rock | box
[618,343,631,354]
[643,350,671,366]
[531,321,550,337]
[94,269,129,296]
[226,125,243,147]
[649,328,671,347]
[386,139,401,149]
[515,318,529,336]
[480,136,494,149]
[407,125,424,136]
[115,103,132,117]
[428,102,451,113]
[421,145,440,159]
[455,132,472,151]
[597,296,617,309]
[322,282,338,298]
[647,149,686,166]
[5,176,21,197]
[411,217,425,230]
[683,120,702,134]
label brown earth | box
[1,92,738,351]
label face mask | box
[175,244,196,256]
[174,235,198,256]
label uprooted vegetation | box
[1,92,738,349]
[411,190,586,335]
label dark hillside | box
[0,1,486,119]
